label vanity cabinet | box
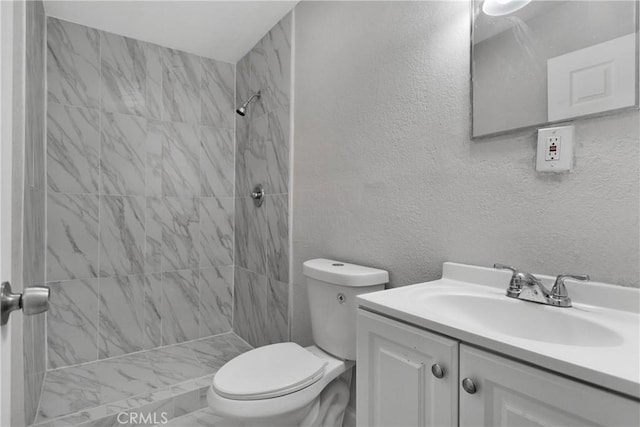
[357,310,640,427]
[356,310,459,427]
[460,345,640,427]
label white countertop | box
[357,262,640,400]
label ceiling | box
[43,1,298,63]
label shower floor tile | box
[32,332,252,426]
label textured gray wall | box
[292,1,640,345]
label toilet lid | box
[213,342,327,400]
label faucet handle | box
[493,263,516,272]
[551,274,590,300]
[494,264,523,297]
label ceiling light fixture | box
[482,0,532,16]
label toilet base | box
[301,377,350,427]
[214,376,351,427]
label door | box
[356,310,459,427]
[1,1,26,425]
[460,344,640,427]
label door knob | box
[462,378,477,394]
[1,281,50,326]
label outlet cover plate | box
[536,125,574,172]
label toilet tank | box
[303,259,388,360]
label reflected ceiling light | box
[482,0,531,16]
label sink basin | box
[420,293,624,347]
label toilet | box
[207,258,388,426]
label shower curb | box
[29,375,213,427]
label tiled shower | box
[19,1,293,424]
[46,15,237,365]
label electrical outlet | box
[536,125,574,172]
[545,136,561,161]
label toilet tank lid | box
[303,259,389,287]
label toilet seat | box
[208,345,353,422]
[213,342,328,400]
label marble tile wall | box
[46,17,236,369]
[23,1,47,424]
[233,13,292,347]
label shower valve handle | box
[251,184,265,207]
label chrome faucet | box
[494,264,589,307]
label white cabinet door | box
[460,345,640,427]
[547,33,637,121]
[356,310,458,427]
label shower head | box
[236,91,261,116]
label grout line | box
[45,99,235,131]
[41,0,50,393]
[43,263,236,285]
[196,261,202,339]
[287,8,295,342]
[231,54,237,335]
[46,189,238,199]
[142,110,149,351]
[229,332,253,351]
[96,25,103,363]
[39,0,61,378]
[32,370,47,426]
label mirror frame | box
[470,0,640,139]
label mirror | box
[472,0,639,138]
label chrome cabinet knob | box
[1,282,50,326]
[431,364,445,379]
[462,378,477,394]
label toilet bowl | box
[208,259,388,426]
[207,344,352,426]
